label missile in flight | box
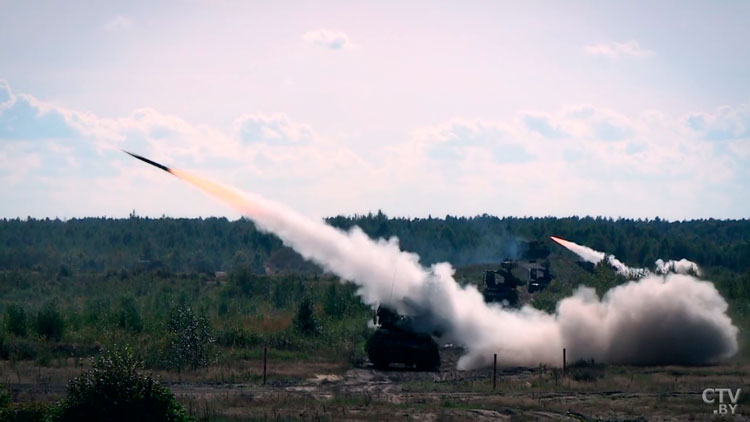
[122,150,172,174]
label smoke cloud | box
[167,169,738,369]
[655,258,702,276]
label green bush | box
[57,347,192,422]
[229,267,259,296]
[8,340,38,361]
[0,402,51,422]
[569,359,606,382]
[165,305,214,370]
[117,296,143,333]
[57,264,72,279]
[323,284,347,319]
[36,303,65,341]
[6,304,28,337]
[266,331,303,351]
[216,326,262,348]
[293,297,321,336]
[0,385,10,408]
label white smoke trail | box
[551,236,699,279]
[167,169,738,369]
[605,255,650,278]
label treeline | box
[0,213,748,274]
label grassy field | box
[1,253,749,420]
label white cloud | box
[103,15,133,32]
[382,105,741,219]
[0,80,13,105]
[234,112,319,145]
[522,106,635,141]
[302,29,356,50]
[0,81,377,218]
[584,40,654,59]
[684,104,750,140]
[0,91,80,140]
[0,80,747,220]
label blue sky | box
[0,1,748,220]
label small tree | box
[323,284,346,319]
[165,305,214,370]
[230,266,257,296]
[36,302,65,341]
[293,297,321,336]
[118,296,144,334]
[59,346,192,422]
[6,304,27,337]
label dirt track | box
[158,364,750,421]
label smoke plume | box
[166,169,738,369]
[551,236,700,278]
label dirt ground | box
[2,348,749,421]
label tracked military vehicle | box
[366,306,440,371]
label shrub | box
[57,264,72,279]
[6,304,27,337]
[569,359,606,382]
[165,305,214,370]
[36,303,65,341]
[117,296,143,333]
[323,283,347,319]
[57,347,192,422]
[293,297,321,336]
[230,267,258,296]
[216,327,262,348]
[7,340,38,361]
[0,385,10,408]
[0,402,51,422]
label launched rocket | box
[122,150,173,174]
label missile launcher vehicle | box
[366,306,440,371]
[482,261,523,306]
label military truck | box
[366,306,441,371]
[482,261,524,306]
[527,261,553,293]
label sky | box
[1,0,748,221]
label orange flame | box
[549,236,569,248]
[169,168,261,217]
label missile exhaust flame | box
[125,152,739,368]
[550,236,605,264]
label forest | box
[1,213,748,275]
